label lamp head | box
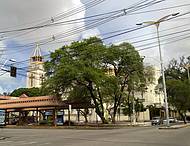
[136,23,143,26]
[172,12,180,16]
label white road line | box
[7,141,28,146]
[0,140,13,144]
[38,143,51,145]
[20,141,37,145]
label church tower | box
[26,44,45,88]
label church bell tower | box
[26,44,45,88]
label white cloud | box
[80,28,101,39]
[0,0,85,92]
[0,73,17,93]
[84,0,190,65]
[0,86,3,94]
[0,0,85,49]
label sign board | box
[45,111,53,116]
[0,110,5,126]
[69,105,72,111]
[57,111,64,116]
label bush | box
[63,120,75,126]
[39,120,48,125]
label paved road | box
[0,127,190,146]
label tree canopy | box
[42,37,148,123]
[163,56,190,123]
[167,80,190,123]
[10,87,45,97]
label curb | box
[158,124,190,129]
[2,124,150,130]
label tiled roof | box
[0,96,19,100]
[0,96,94,110]
[0,96,64,109]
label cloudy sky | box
[0,0,190,93]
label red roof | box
[0,96,64,109]
[0,96,94,110]
[0,96,19,100]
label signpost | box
[0,110,6,140]
[0,110,5,126]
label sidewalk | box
[159,123,190,129]
[3,121,152,129]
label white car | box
[163,117,177,124]
[151,117,161,125]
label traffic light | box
[10,66,17,77]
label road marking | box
[20,141,37,145]
[0,140,13,144]
[8,141,27,145]
[38,143,51,145]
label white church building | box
[26,44,45,88]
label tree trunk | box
[179,111,187,124]
[80,109,88,123]
[128,91,132,120]
[87,81,107,124]
[112,108,117,124]
[95,107,108,124]
[112,101,118,124]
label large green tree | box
[167,80,190,124]
[163,56,190,123]
[43,37,146,123]
[164,56,190,81]
[43,37,109,123]
[101,43,146,123]
[10,87,45,97]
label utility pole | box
[132,88,136,125]
[68,105,72,126]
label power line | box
[128,3,190,15]
[1,0,174,68]
[0,0,107,41]
[2,18,190,50]
[2,0,176,44]
[4,31,190,78]
[0,0,162,35]
[0,0,164,58]
[4,7,187,68]
[137,34,190,52]
[0,0,106,31]
[131,27,190,45]
[7,2,190,44]
[113,21,190,43]
[0,9,125,49]
[0,0,162,42]
[0,9,122,34]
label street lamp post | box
[136,13,179,127]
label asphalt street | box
[0,127,190,146]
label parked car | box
[151,117,162,125]
[163,117,177,125]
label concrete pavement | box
[159,123,190,129]
[0,127,190,146]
